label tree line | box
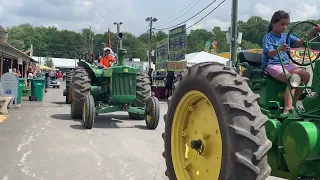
[5,16,320,62]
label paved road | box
[0,85,284,180]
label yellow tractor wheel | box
[163,62,272,180]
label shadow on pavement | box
[51,101,66,105]
[69,119,126,129]
[69,124,86,130]
[133,125,153,130]
[51,114,77,121]
[94,117,124,128]
[52,112,151,129]
[67,114,151,129]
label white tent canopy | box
[184,51,229,66]
[32,56,79,68]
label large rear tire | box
[129,70,151,120]
[136,70,151,106]
[70,66,91,119]
[66,69,73,88]
[163,62,272,180]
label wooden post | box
[0,52,3,77]
[10,58,13,70]
[24,61,28,85]
[17,54,19,72]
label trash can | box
[23,79,32,97]
[17,78,25,104]
[30,78,46,101]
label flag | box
[108,28,111,48]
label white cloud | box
[253,3,274,20]
[0,0,318,36]
[295,2,317,20]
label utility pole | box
[114,22,123,49]
[230,0,238,66]
[145,17,157,68]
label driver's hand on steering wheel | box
[279,44,289,52]
[313,24,320,33]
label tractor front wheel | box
[145,96,160,129]
[81,94,95,129]
[163,62,272,180]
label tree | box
[240,40,261,50]
[5,16,319,61]
[187,29,213,53]
[44,57,54,68]
[212,26,229,53]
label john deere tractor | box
[162,21,320,180]
[69,34,160,130]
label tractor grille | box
[111,73,136,96]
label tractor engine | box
[266,118,320,176]
[90,67,138,105]
[90,78,110,104]
[99,78,110,103]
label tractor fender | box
[77,60,102,79]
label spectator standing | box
[165,71,174,99]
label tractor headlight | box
[288,74,301,88]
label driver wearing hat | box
[100,47,116,68]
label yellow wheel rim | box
[82,102,86,122]
[171,90,222,180]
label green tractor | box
[69,35,160,130]
[162,21,320,180]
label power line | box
[154,0,218,31]
[187,0,227,29]
[138,25,150,36]
[155,0,201,26]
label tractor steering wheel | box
[286,21,320,66]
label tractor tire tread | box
[146,96,160,129]
[133,70,151,107]
[163,62,271,180]
[66,69,73,88]
[70,65,91,119]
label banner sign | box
[167,61,186,72]
[204,40,218,54]
[168,24,187,61]
[156,38,169,61]
[155,61,167,71]
[204,40,211,52]
[152,80,165,87]
[155,61,186,72]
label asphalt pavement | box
[0,83,284,180]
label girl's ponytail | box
[268,24,273,32]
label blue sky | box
[0,0,319,36]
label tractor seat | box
[242,67,271,78]
[238,51,262,66]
